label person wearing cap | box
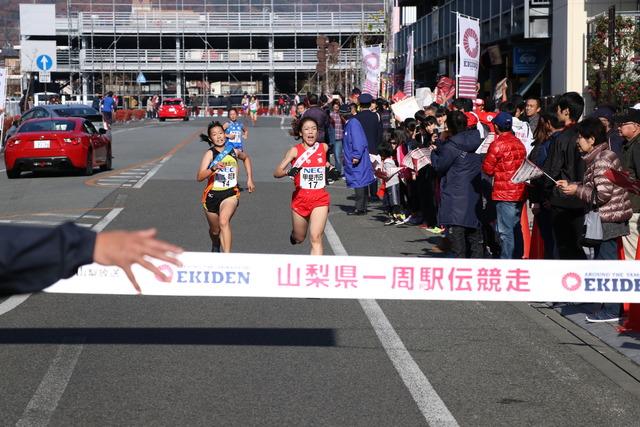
[355,92,383,201]
[343,108,376,215]
[591,105,624,157]
[482,112,527,259]
[617,108,640,259]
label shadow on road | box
[0,327,337,346]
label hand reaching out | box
[93,229,183,293]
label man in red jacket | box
[482,112,527,259]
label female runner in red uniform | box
[274,117,334,255]
[197,121,255,253]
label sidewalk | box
[549,302,640,365]
[407,218,640,367]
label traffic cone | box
[529,218,545,259]
[618,236,640,332]
[521,208,531,259]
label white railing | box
[73,48,360,71]
[64,10,384,34]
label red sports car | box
[4,117,112,178]
[158,98,189,121]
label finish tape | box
[45,252,640,303]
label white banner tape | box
[44,252,640,303]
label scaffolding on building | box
[46,0,385,107]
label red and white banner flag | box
[362,45,382,97]
[456,14,480,99]
[403,31,414,97]
[510,159,544,184]
[604,168,640,195]
[402,147,433,171]
[435,76,456,105]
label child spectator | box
[378,143,406,225]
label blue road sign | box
[136,72,147,84]
[36,54,53,71]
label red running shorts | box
[291,189,330,217]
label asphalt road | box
[1,116,639,426]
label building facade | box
[393,0,638,105]
[394,0,551,102]
[20,0,385,107]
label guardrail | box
[74,48,361,72]
[62,10,384,34]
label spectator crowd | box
[289,86,640,323]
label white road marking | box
[133,155,172,189]
[91,207,124,232]
[0,168,6,172]
[324,221,459,426]
[16,342,84,427]
[75,223,93,228]
[0,293,31,316]
[119,172,146,176]
[0,208,125,318]
[80,215,102,219]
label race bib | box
[227,130,241,142]
[300,166,326,190]
[213,166,237,189]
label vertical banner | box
[403,31,414,97]
[361,45,382,97]
[0,68,7,143]
[456,14,480,99]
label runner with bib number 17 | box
[274,116,340,255]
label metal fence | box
[72,10,384,34]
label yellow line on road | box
[84,129,201,187]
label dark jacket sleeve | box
[0,222,96,294]
[431,143,459,175]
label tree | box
[586,14,640,108]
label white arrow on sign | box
[39,56,49,70]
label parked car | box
[3,104,108,147]
[158,98,189,121]
[4,117,112,179]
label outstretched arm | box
[236,150,255,192]
[0,223,183,295]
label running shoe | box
[395,215,411,225]
[426,226,444,234]
[585,310,620,323]
[384,218,396,226]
